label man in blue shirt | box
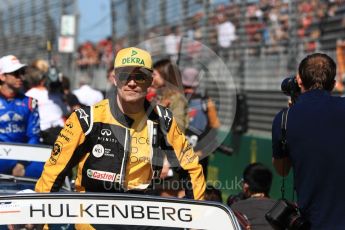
[272,53,345,229]
[0,55,41,178]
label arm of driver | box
[166,119,206,200]
[35,112,86,192]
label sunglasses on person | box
[5,69,25,78]
[116,72,151,84]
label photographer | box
[272,53,345,229]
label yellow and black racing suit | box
[35,94,205,200]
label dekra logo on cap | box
[122,49,145,66]
[131,50,138,56]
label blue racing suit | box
[0,93,43,178]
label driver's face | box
[114,67,153,103]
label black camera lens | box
[281,76,299,96]
[266,199,310,230]
[281,76,301,104]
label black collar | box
[297,89,331,103]
[107,87,159,127]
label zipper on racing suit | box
[151,122,160,179]
[119,128,130,190]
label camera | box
[265,199,310,230]
[281,76,301,104]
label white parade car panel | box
[0,193,241,230]
[0,143,241,229]
[0,142,52,162]
[0,142,72,193]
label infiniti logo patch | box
[101,129,112,136]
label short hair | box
[205,185,223,203]
[243,163,273,196]
[298,53,336,91]
[31,59,49,73]
[25,66,46,87]
[171,25,178,34]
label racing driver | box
[36,47,206,201]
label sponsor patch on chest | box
[86,169,120,182]
[92,144,105,158]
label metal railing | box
[0,0,77,75]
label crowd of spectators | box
[210,0,343,55]
[76,37,114,70]
[76,0,343,70]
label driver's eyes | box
[117,72,148,84]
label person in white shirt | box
[25,64,64,131]
[216,14,236,58]
[73,75,104,106]
[164,26,181,62]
